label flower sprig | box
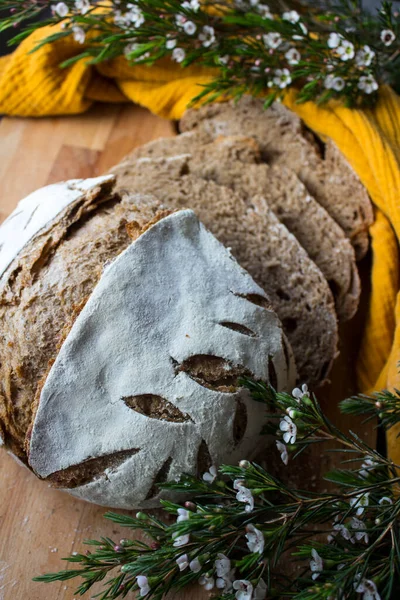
[34,381,400,599]
[1,0,400,106]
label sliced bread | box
[180,97,373,259]
[115,135,360,321]
[112,155,338,386]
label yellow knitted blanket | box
[1,26,400,461]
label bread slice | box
[180,97,373,259]
[115,135,360,321]
[125,129,214,162]
[112,154,338,386]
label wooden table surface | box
[0,103,376,600]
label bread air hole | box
[145,457,173,500]
[179,161,190,176]
[219,322,257,337]
[46,448,140,489]
[177,355,251,393]
[123,394,192,422]
[282,317,297,333]
[276,288,291,301]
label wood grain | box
[0,102,376,600]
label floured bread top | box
[0,175,114,281]
[28,210,296,509]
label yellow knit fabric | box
[1,25,400,462]
[0,26,215,119]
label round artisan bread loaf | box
[0,176,296,508]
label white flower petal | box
[172,533,190,547]
[236,485,255,512]
[285,48,304,66]
[263,32,282,49]
[183,20,196,35]
[75,0,91,14]
[282,10,300,23]
[72,26,85,44]
[203,465,217,483]
[215,553,231,577]
[254,579,268,600]
[337,39,355,61]
[310,548,323,578]
[379,496,393,505]
[137,575,151,596]
[52,2,69,17]
[245,524,265,554]
[276,440,288,465]
[279,416,297,442]
[233,579,254,600]
[381,29,396,46]
[166,38,177,49]
[199,25,215,47]
[176,553,189,571]
[199,575,214,590]
[189,558,201,572]
[234,479,245,490]
[328,32,343,49]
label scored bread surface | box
[115,134,360,321]
[180,97,373,259]
[29,209,295,508]
[0,178,297,509]
[112,154,339,386]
